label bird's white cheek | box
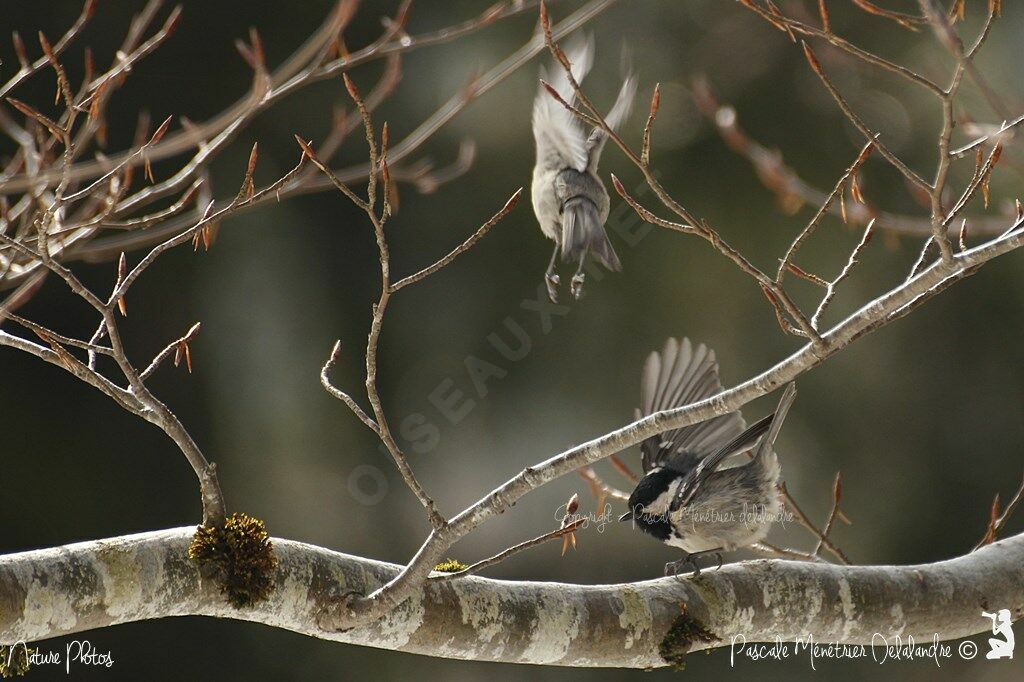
[643,487,678,516]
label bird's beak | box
[618,511,634,522]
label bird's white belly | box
[667,496,779,553]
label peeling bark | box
[1,528,1021,667]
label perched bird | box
[531,34,637,302]
[619,338,797,576]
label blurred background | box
[2,0,1023,679]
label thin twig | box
[800,42,930,194]
[974,469,1024,550]
[139,321,202,381]
[577,466,629,502]
[5,312,113,356]
[610,175,821,343]
[907,235,935,280]
[429,519,585,582]
[320,340,380,435]
[0,0,95,100]
[812,472,844,557]
[951,114,1024,159]
[391,189,521,291]
[736,1,942,95]
[609,455,638,485]
[110,153,308,303]
[778,141,876,284]
[779,481,851,564]
[812,220,875,330]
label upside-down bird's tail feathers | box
[561,197,622,271]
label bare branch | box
[0,0,95,100]
[577,466,629,503]
[391,187,522,291]
[951,113,1024,159]
[736,1,942,95]
[4,312,113,357]
[429,519,586,582]
[0,0,618,278]
[320,340,380,435]
[974,469,1024,550]
[812,219,876,330]
[640,83,660,167]
[691,80,1015,237]
[610,175,821,343]
[0,0,603,197]
[140,321,202,381]
[812,472,845,558]
[750,542,825,562]
[799,42,930,194]
[777,141,875,284]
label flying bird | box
[531,34,637,302]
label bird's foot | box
[664,549,724,578]
[664,557,698,578]
[570,272,585,300]
[545,272,560,303]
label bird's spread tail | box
[561,197,621,271]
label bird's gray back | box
[555,168,609,218]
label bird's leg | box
[545,242,560,304]
[664,548,724,578]
[570,246,589,300]
[706,549,724,572]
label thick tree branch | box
[1,528,1021,668]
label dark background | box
[2,1,1022,679]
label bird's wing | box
[638,338,746,473]
[533,33,593,173]
[671,383,797,511]
[586,68,637,172]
